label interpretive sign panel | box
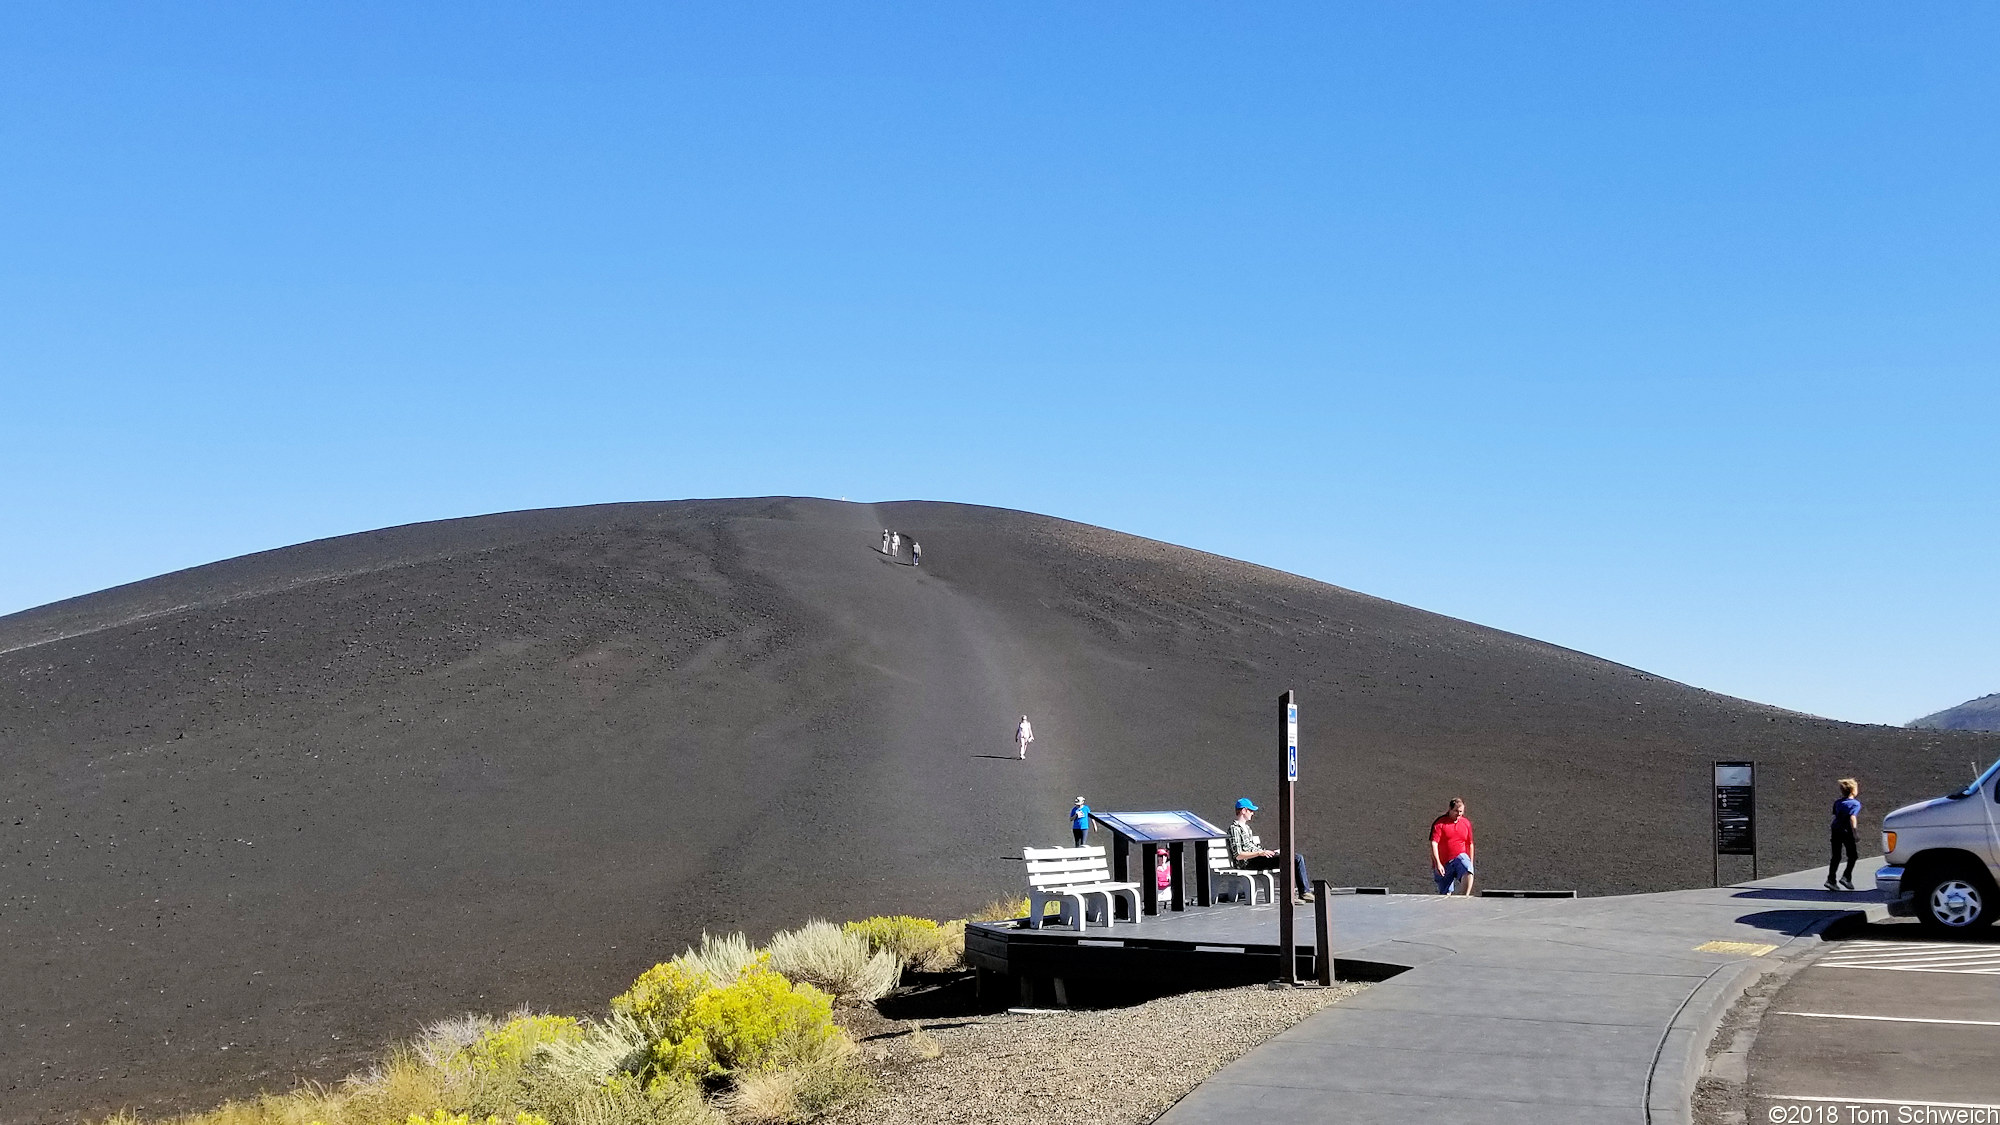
[1713,761,1756,856]
[1090,810,1226,842]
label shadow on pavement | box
[1731,887,1886,904]
[1731,907,1866,935]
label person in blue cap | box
[1225,798,1314,903]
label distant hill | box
[1909,693,2000,731]
[4,497,1994,1123]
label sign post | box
[1278,690,1298,984]
[1712,761,1757,885]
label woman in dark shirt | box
[1827,777,1862,891]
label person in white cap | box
[1015,715,1034,760]
[1070,797,1091,846]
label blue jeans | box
[1243,852,1312,894]
[1434,853,1474,894]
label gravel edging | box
[825,981,1364,1125]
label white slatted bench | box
[1207,839,1279,905]
[1022,845,1143,930]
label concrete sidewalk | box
[1158,862,1889,1125]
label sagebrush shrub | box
[610,959,720,1029]
[765,921,899,1003]
[842,916,964,972]
[400,1111,549,1125]
[461,1014,583,1072]
[521,1012,653,1107]
[673,933,761,985]
[647,963,841,1083]
[414,1014,502,1069]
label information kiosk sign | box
[1712,760,1757,883]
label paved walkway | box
[1159,862,1888,1125]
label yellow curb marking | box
[1694,940,1776,956]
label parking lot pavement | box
[1750,920,2000,1121]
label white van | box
[1876,757,2000,934]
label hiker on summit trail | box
[1827,778,1862,891]
[911,540,921,567]
[1430,798,1476,895]
[1015,715,1034,760]
[1226,799,1314,903]
[890,531,900,558]
[881,529,891,554]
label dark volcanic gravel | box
[3,497,1992,1122]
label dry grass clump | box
[902,1023,942,1062]
[964,897,1060,923]
[721,1033,866,1125]
[765,921,900,1004]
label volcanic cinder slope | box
[4,498,1994,1121]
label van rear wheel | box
[1916,865,1996,935]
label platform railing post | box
[1313,879,1333,985]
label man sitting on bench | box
[1226,798,1315,903]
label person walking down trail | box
[890,531,900,559]
[881,529,891,555]
[911,540,921,567]
[1226,799,1314,903]
[1828,778,1862,891]
[1070,797,1091,847]
[1015,715,1034,760]
[1430,798,1476,895]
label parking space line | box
[1818,944,2000,973]
[1824,960,2000,968]
[1821,955,2000,966]
[1824,945,2000,958]
[1774,1011,2000,1027]
[1821,954,2000,967]
[1824,941,2000,953]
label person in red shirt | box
[1429,798,1476,895]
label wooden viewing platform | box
[964,893,1434,1007]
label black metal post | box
[1142,843,1159,916]
[1195,839,1213,906]
[1169,840,1187,912]
[1278,689,1297,984]
[1313,879,1333,985]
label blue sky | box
[2,3,1994,725]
